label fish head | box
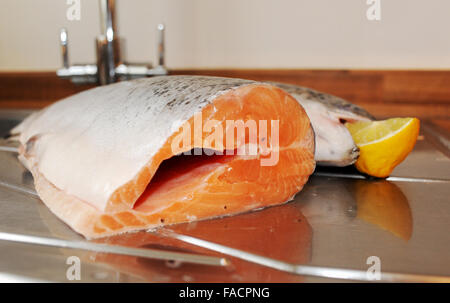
[268,82,374,167]
[297,99,363,167]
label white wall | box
[1,0,449,71]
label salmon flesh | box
[271,82,374,166]
[11,76,316,239]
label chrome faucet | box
[57,0,167,85]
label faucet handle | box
[57,27,98,83]
[156,23,165,68]
[59,28,69,69]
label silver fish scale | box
[130,75,256,112]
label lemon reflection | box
[353,180,413,241]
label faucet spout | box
[98,0,118,84]
[99,0,117,39]
[57,0,168,85]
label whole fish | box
[270,82,374,166]
[11,76,315,239]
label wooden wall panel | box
[0,72,94,107]
[0,70,449,118]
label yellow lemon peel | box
[346,118,420,178]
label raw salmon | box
[11,76,315,239]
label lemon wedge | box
[345,117,420,178]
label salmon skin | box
[270,82,374,166]
[11,76,315,239]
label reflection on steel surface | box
[0,273,51,283]
[352,180,412,241]
[0,232,228,267]
[54,201,312,282]
[154,229,450,282]
[0,146,18,153]
[0,180,450,282]
[298,177,413,241]
[0,180,38,197]
[314,171,450,183]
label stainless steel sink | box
[0,109,34,138]
[0,110,449,282]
